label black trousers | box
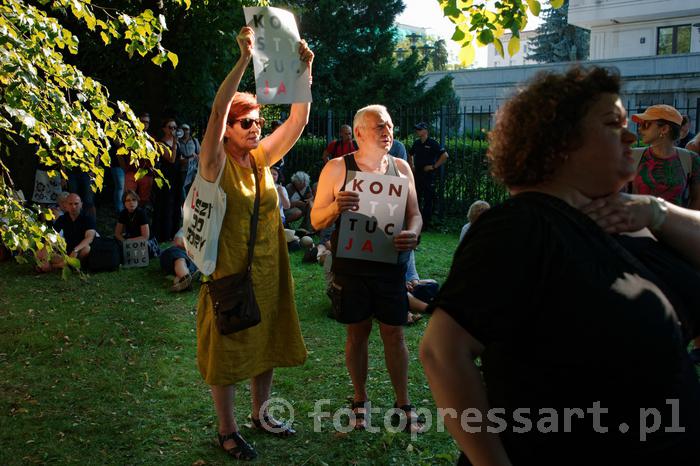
[414,171,435,225]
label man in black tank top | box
[311,105,425,434]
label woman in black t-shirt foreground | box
[420,66,700,466]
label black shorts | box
[329,273,408,326]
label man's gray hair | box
[290,171,311,187]
[467,200,490,223]
[353,104,391,132]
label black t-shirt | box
[432,192,700,465]
[54,212,96,252]
[118,207,148,238]
[408,137,445,170]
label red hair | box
[227,92,260,123]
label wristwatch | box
[649,197,668,231]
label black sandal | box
[350,400,369,430]
[391,403,426,434]
[251,413,296,437]
[217,431,257,461]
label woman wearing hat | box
[630,104,700,210]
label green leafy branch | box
[438,0,564,66]
[0,0,187,266]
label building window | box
[657,25,691,55]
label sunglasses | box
[638,120,660,130]
[229,117,266,130]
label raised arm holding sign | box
[190,11,312,462]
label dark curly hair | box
[488,66,621,188]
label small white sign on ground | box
[123,238,149,268]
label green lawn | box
[0,231,461,466]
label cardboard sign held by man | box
[336,171,408,264]
[243,6,312,104]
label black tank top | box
[330,154,409,277]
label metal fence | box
[276,97,700,219]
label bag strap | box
[631,147,645,169]
[677,148,693,180]
[213,156,227,185]
[246,155,261,274]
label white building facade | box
[422,0,700,132]
[567,0,700,59]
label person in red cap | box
[630,104,700,209]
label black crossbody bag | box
[207,157,262,335]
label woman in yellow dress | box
[196,26,313,460]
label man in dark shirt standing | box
[408,122,448,228]
[37,193,96,271]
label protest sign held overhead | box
[243,6,312,104]
[336,171,408,264]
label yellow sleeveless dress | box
[196,145,307,385]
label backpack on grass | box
[87,237,121,273]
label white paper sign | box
[336,171,408,264]
[123,238,149,268]
[243,6,312,104]
[32,170,62,204]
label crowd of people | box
[14,22,700,466]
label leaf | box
[508,35,520,56]
[458,43,476,67]
[167,51,178,68]
[526,0,541,16]
[451,27,465,42]
[100,31,110,45]
[550,0,564,8]
[477,29,494,46]
[493,38,505,58]
[85,13,96,31]
[444,6,461,18]
[151,54,167,66]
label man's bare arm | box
[311,159,359,230]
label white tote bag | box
[183,161,227,275]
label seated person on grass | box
[160,228,199,292]
[285,170,314,232]
[37,193,96,272]
[402,250,440,325]
[114,189,159,257]
[115,190,149,242]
